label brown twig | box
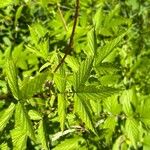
[54,0,80,73]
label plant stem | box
[54,0,80,73]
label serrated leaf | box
[86,28,97,56]
[95,62,118,75]
[95,31,129,65]
[11,128,27,150]
[20,72,48,99]
[28,110,42,120]
[74,57,93,91]
[58,94,66,131]
[29,23,47,45]
[138,96,150,125]
[54,73,66,92]
[0,103,15,131]
[93,5,104,31]
[103,116,116,143]
[65,55,79,72]
[104,95,121,115]
[125,118,139,148]
[54,65,66,131]
[120,90,133,116]
[0,142,9,150]
[74,94,95,133]
[53,136,84,150]
[15,102,36,141]
[38,119,50,150]
[77,85,118,102]
[5,59,20,100]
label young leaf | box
[125,118,139,148]
[58,94,66,131]
[120,90,133,116]
[95,31,129,65]
[15,102,36,141]
[74,94,95,133]
[53,136,85,150]
[5,59,20,100]
[15,5,23,27]
[20,72,48,99]
[86,28,97,56]
[103,116,116,143]
[54,65,66,131]
[28,110,42,120]
[11,128,27,150]
[0,103,15,131]
[38,119,50,150]
[77,85,118,102]
[74,57,93,91]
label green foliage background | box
[0,0,150,149]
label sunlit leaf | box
[95,31,129,65]
[74,57,93,91]
[74,94,95,133]
[125,118,139,148]
[20,72,48,99]
[15,102,36,141]
[5,59,20,100]
[11,128,27,150]
[0,103,15,131]
[38,119,50,150]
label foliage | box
[0,0,150,149]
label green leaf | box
[54,65,66,131]
[74,57,93,91]
[138,96,150,125]
[77,85,118,102]
[95,62,118,75]
[53,136,85,150]
[120,90,133,116]
[104,95,121,115]
[143,135,150,150]
[39,62,51,72]
[86,28,97,56]
[28,110,42,120]
[5,59,20,100]
[103,116,116,143]
[0,0,13,8]
[74,94,95,133]
[58,94,66,131]
[95,31,129,65]
[65,55,79,72]
[11,128,27,150]
[0,142,9,150]
[20,72,48,99]
[113,135,127,150]
[38,119,50,150]
[15,102,36,141]
[54,73,66,92]
[0,103,15,131]
[15,5,24,27]
[125,118,139,148]
[29,23,47,45]
[93,5,104,31]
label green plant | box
[0,0,150,149]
